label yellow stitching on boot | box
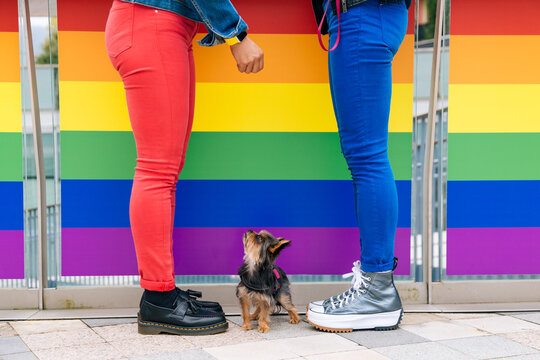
[139,320,227,331]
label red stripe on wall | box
[228,0,414,35]
[229,0,319,35]
[58,0,315,33]
[0,0,19,32]
[58,0,415,35]
[407,0,415,35]
[451,0,540,35]
[58,0,112,31]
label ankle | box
[143,288,177,308]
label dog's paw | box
[258,324,270,333]
[241,324,252,331]
[289,316,301,324]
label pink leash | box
[317,0,341,52]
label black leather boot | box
[138,292,228,335]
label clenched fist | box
[230,37,264,74]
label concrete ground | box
[1,311,540,360]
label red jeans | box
[105,1,199,291]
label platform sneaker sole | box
[306,308,402,333]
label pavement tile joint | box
[0,312,538,360]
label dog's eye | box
[256,235,262,242]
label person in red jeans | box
[105,0,263,335]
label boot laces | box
[330,260,371,310]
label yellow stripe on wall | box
[194,83,412,132]
[449,84,540,133]
[60,81,413,132]
[0,82,22,132]
[60,81,129,131]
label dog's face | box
[242,230,290,267]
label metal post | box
[422,0,445,305]
[21,0,48,309]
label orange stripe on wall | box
[193,34,328,84]
[58,31,119,82]
[196,34,413,84]
[393,35,414,84]
[58,31,414,84]
[0,32,20,82]
[450,35,540,84]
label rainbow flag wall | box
[0,0,24,279]
[447,0,540,275]
[58,0,414,277]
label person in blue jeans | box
[307,0,410,331]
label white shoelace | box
[330,260,371,310]
[326,261,361,304]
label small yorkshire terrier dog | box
[236,230,301,333]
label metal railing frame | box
[422,0,446,305]
[21,0,48,310]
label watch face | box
[237,31,248,42]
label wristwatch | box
[225,31,248,46]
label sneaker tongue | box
[325,287,363,311]
[324,288,351,307]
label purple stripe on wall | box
[447,227,540,275]
[62,227,411,277]
[0,230,25,279]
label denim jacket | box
[120,0,247,46]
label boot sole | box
[137,314,228,336]
[306,306,403,333]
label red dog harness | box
[272,268,281,294]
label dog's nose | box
[247,229,254,234]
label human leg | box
[106,1,227,334]
[308,0,408,331]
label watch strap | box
[225,31,248,46]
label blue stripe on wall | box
[448,180,540,227]
[0,182,24,230]
[62,179,412,228]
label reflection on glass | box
[14,0,61,289]
[411,0,449,282]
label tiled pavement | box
[1,312,539,360]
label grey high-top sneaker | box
[307,260,403,332]
[308,261,360,312]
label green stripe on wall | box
[61,131,412,180]
[0,132,22,181]
[448,133,540,180]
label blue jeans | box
[327,0,408,272]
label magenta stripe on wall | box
[62,227,411,277]
[447,228,540,275]
[0,231,24,279]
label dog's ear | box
[269,238,291,254]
